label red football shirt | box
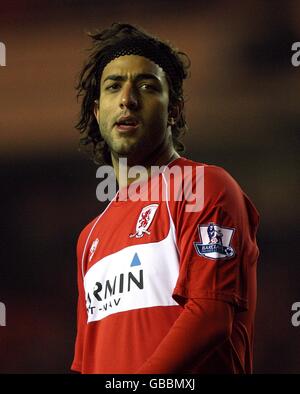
[71,157,259,373]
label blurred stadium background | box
[0,0,299,373]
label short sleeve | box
[170,164,259,312]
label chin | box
[113,140,141,156]
[112,147,136,159]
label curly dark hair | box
[75,22,191,165]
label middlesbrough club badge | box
[129,204,159,239]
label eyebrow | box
[102,73,162,85]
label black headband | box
[97,37,184,91]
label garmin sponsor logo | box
[84,244,179,323]
[0,302,6,326]
[0,42,6,66]
[86,267,144,316]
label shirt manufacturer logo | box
[89,238,99,262]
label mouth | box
[115,116,140,133]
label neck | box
[111,143,180,189]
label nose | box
[119,83,139,110]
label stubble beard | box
[101,125,144,159]
[101,120,150,158]
[100,121,168,165]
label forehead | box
[100,55,166,83]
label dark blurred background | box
[0,0,299,373]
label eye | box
[106,83,121,91]
[140,83,157,91]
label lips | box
[115,115,140,132]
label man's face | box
[94,55,171,164]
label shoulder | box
[203,163,244,206]
[166,157,259,223]
[167,156,238,184]
[166,157,243,206]
[175,157,239,183]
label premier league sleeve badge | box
[194,222,235,259]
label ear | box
[168,100,183,125]
[94,100,99,123]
